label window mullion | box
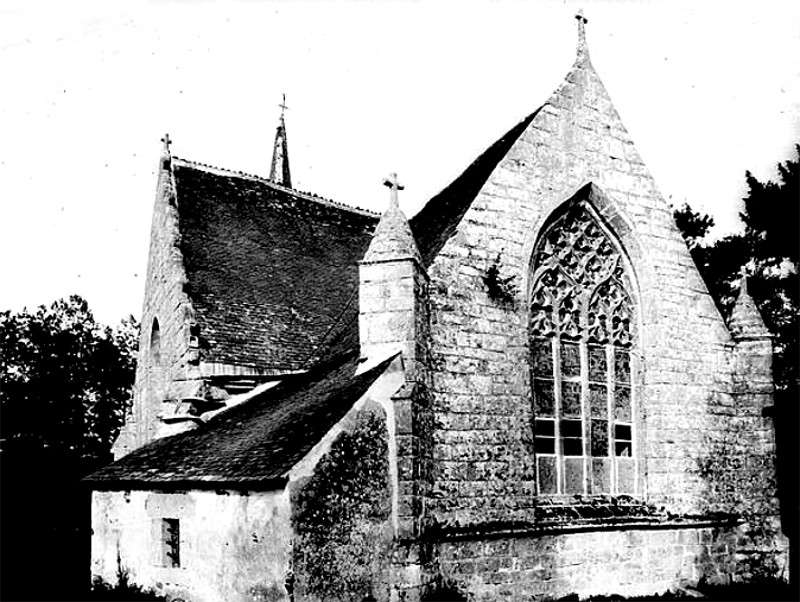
[607,343,616,495]
[580,336,589,496]
[552,336,563,494]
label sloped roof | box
[172,159,378,371]
[86,351,394,488]
[409,108,541,266]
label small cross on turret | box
[161,133,172,155]
[383,172,405,208]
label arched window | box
[529,202,636,496]
[150,318,161,365]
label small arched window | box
[150,318,161,365]
[529,201,636,496]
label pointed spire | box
[729,271,771,340]
[575,9,591,64]
[270,94,292,187]
[363,173,421,264]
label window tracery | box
[530,202,636,496]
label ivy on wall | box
[291,406,392,601]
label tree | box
[676,146,798,396]
[0,295,137,471]
[0,295,138,601]
[674,145,799,586]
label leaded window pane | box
[564,458,584,493]
[615,350,631,384]
[614,385,631,421]
[560,342,580,377]
[592,458,611,493]
[590,419,609,456]
[532,339,553,376]
[588,383,607,418]
[538,456,557,494]
[587,345,606,381]
[561,382,582,417]
[533,379,555,416]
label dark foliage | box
[291,409,392,601]
[673,203,715,250]
[484,255,519,305]
[676,146,799,397]
[0,296,138,601]
[89,566,168,601]
[421,574,468,601]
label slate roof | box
[409,108,541,266]
[172,159,378,371]
[86,350,394,488]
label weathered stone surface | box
[91,489,292,602]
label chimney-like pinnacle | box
[729,273,771,340]
[362,173,421,264]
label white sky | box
[1,0,799,325]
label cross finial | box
[279,94,288,119]
[739,266,749,295]
[161,133,172,154]
[575,9,589,60]
[383,172,404,208]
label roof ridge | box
[171,156,379,217]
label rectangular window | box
[614,423,633,457]
[561,419,583,457]
[161,518,180,568]
[534,418,555,454]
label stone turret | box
[730,275,771,342]
[359,174,432,577]
[727,274,779,523]
[359,173,426,374]
[729,274,774,407]
[269,95,292,187]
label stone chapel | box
[86,13,788,602]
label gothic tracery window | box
[530,202,636,496]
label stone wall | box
[113,155,201,458]
[435,526,745,601]
[420,37,785,593]
[91,488,292,602]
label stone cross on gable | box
[575,9,589,57]
[161,133,172,154]
[383,172,404,208]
